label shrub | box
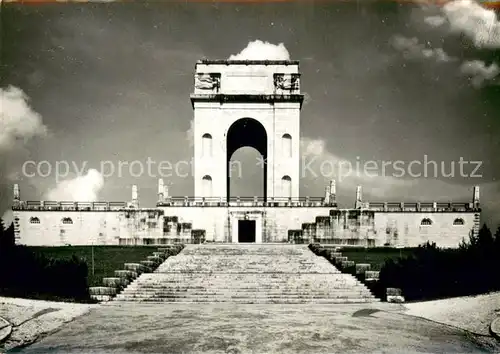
[378,224,500,301]
[0,221,90,302]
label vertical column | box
[231,215,238,243]
[158,179,164,203]
[355,185,362,209]
[131,185,139,208]
[324,186,330,205]
[256,215,263,244]
[329,179,337,204]
[473,186,480,208]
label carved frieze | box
[195,73,221,92]
[274,73,300,93]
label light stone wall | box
[373,212,477,248]
[193,62,301,200]
[13,207,477,248]
[159,206,332,242]
[194,62,299,95]
[15,211,122,246]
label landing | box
[17,303,499,353]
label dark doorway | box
[238,220,256,243]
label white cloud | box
[299,137,487,206]
[186,119,194,147]
[442,0,500,49]
[300,137,417,199]
[390,35,455,63]
[228,40,290,60]
[424,15,447,27]
[460,60,500,88]
[0,86,48,151]
[45,169,104,201]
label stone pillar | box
[158,179,164,203]
[329,179,337,204]
[473,186,480,208]
[163,184,170,202]
[13,184,20,202]
[355,185,362,209]
[432,202,437,211]
[324,186,330,205]
[131,185,139,208]
[13,184,20,208]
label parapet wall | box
[12,198,479,248]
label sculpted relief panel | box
[195,73,221,93]
[274,74,300,94]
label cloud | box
[186,119,194,147]
[424,15,447,27]
[390,35,456,62]
[300,137,417,199]
[0,85,48,227]
[45,169,104,202]
[442,0,500,49]
[228,40,290,60]
[0,86,48,151]
[460,60,500,87]
[299,137,489,208]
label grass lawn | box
[339,247,418,270]
[28,246,159,287]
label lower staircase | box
[114,244,379,303]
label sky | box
[1,0,499,228]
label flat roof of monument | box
[196,59,300,66]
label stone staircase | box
[114,244,379,303]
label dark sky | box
[1,1,499,227]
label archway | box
[226,118,267,202]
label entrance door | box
[238,220,256,243]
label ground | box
[403,292,500,335]
[0,297,95,352]
[4,299,498,353]
[28,246,158,286]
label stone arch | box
[202,133,213,157]
[453,218,464,226]
[421,218,433,226]
[62,217,73,225]
[202,175,213,197]
[281,175,292,199]
[282,133,292,158]
[226,118,267,201]
[30,217,40,224]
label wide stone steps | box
[114,244,379,303]
[113,297,376,304]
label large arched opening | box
[226,117,267,202]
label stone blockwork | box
[13,207,206,246]
[13,203,477,248]
[89,244,184,302]
[289,208,479,248]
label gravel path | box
[17,302,500,353]
[0,297,96,351]
[402,292,500,335]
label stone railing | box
[12,199,477,212]
[12,201,128,211]
[157,196,330,208]
[363,202,477,212]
